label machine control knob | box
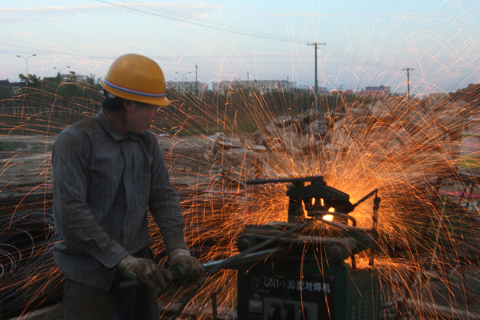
[295,306,308,320]
[268,304,281,320]
[326,243,348,262]
[329,244,343,259]
[281,303,294,320]
[237,234,257,251]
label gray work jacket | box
[52,109,187,291]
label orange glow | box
[323,214,334,221]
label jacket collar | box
[96,109,139,142]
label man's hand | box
[170,249,205,286]
[117,255,173,289]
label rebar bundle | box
[0,209,63,318]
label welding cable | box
[0,249,14,275]
[0,243,22,272]
[4,227,35,263]
[0,245,18,273]
[1,243,23,264]
[169,221,310,320]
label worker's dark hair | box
[102,89,125,111]
[102,97,125,111]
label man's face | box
[125,101,159,135]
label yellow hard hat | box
[101,53,170,107]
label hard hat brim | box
[101,80,170,107]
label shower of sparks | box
[1,0,480,318]
[3,78,479,319]
[147,87,479,319]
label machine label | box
[263,277,332,293]
[245,264,336,320]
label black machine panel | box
[245,263,336,320]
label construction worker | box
[52,53,205,319]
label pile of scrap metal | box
[203,112,329,186]
[250,110,329,154]
[204,132,277,186]
[258,96,465,163]
[0,184,53,216]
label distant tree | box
[18,74,41,87]
[0,84,12,100]
[54,72,63,82]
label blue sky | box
[1,0,479,95]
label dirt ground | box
[0,133,210,189]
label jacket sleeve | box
[53,130,129,268]
[147,136,188,254]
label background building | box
[358,85,391,98]
[211,79,297,95]
[167,80,207,95]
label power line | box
[96,0,307,44]
[6,2,401,76]
[4,0,402,84]
[97,0,401,71]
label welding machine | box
[234,176,381,320]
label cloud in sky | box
[0,2,223,22]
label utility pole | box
[307,43,326,112]
[402,67,414,98]
[247,72,250,88]
[195,63,199,97]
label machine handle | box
[352,188,379,207]
[120,259,230,290]
[120,269,181,290]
